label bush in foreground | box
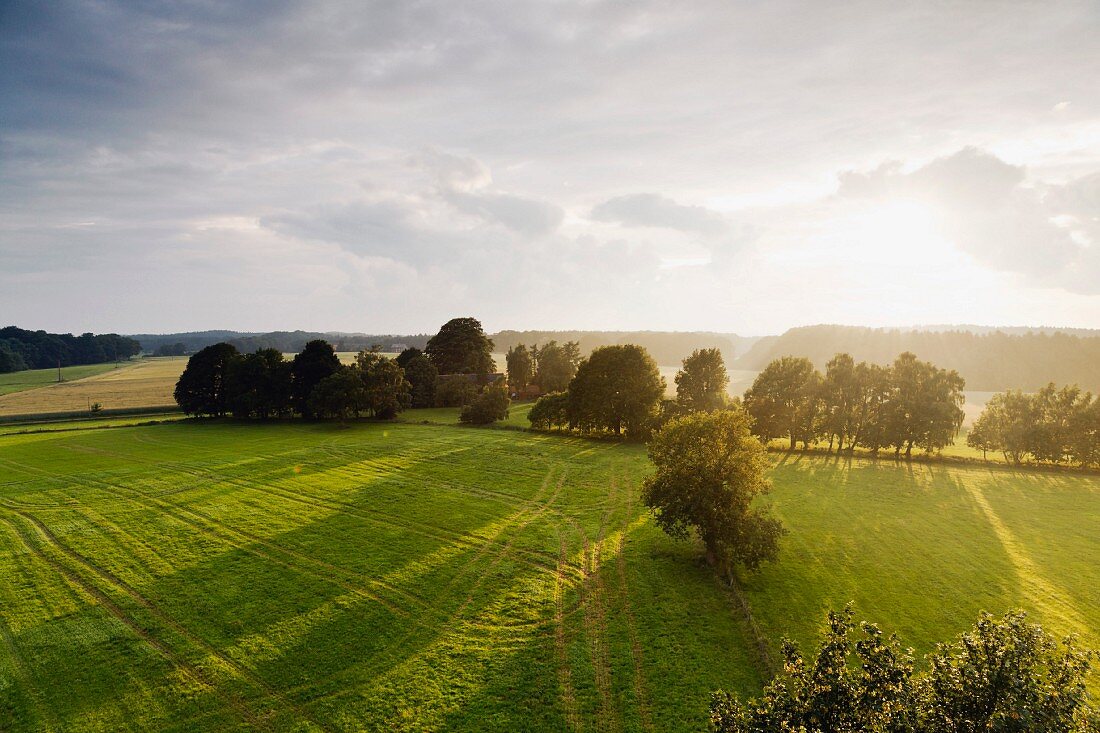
[711,607,1096,733]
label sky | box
[2,1,1100,336]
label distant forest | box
[133,329,758,367]
[0,326,141,373]
[736,325,1100,392]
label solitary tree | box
[567,344,664,437]
[425,317,495,375]
[675,348,729,413]
[174,342,240,416]
[291,340,341,417]
[642,407,784,576]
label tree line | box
[738,324,1100,392]
[744,352,966,457]
[0,326,141,374]
[173,317,510,425]
[968,384,1100,468]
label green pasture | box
[1,416,1098,731]
[0,363,123,396]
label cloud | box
[590,193,728,235]
[838,147,1099,293]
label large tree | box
[173,342,240,416]
[567,344,664,437]
[675,348,729,413]
[425,317,495,375]
[307,368,366,421]
[224,348,292,419]
[642,407,784,575]
[354,351,411,418]
[291,339,342,417]
[743,356,819,448]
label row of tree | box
[174,317,512,423]
[968,384,1100,467]
[0,326,141,373]
[744,352,966,457]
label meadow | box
[2,416,1099,731]
[0,363,123,397]
[0,359,187,418]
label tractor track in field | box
[613,472,654,732]
[0,611,61,733]
[3,508,336,733]
[554,527,583,731]
[587,466,621,733]
[0,512,285,732]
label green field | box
[0,363,123,396]
[1,418,1098,731]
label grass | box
[0,417,761,732]
[0,363,123,396]
[0,358,186,417]
[2,415,1098,731]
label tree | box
[224,348,292,419]
[505,344,534,391]
[743,356,819,449]
[291,339,341,417]
[395,347,423,369]
[425,317,495,375]
[822,353,861,452]
[567,344,665,438]
[434,376,479,407]
[527,392,569,431]
[354,351,411,418]
[173,343,240,417]
[460,384,510,425]
[675,348,729,413]
[307,369,366,421]
[533,340,581,393]
[642,408,784,576]
[711,607,1096,733]
[402,352,438,408]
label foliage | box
[291,339,342,417]
[434,375,480,407]
[173,342,240,416]
[224,348,292,419]
[642,408,784,574]
[532,340,582,393]
[425,317,495,375]
[459,384,510,424]
[744,352,966,456]
[307,368,366,420]
[506,344,534,390]
[567,344,665,438]
[711,607,1096,733]
[527,391,569,430]
[969,385,1098,467]
[743,356,818,449]
[676,348,730,413]
[0,326,141,373]
[402,351,438,408]
[354,350,411,418]
[395,347,423,369]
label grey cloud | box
[590,193,728,235]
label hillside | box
[735,325,1100,392]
